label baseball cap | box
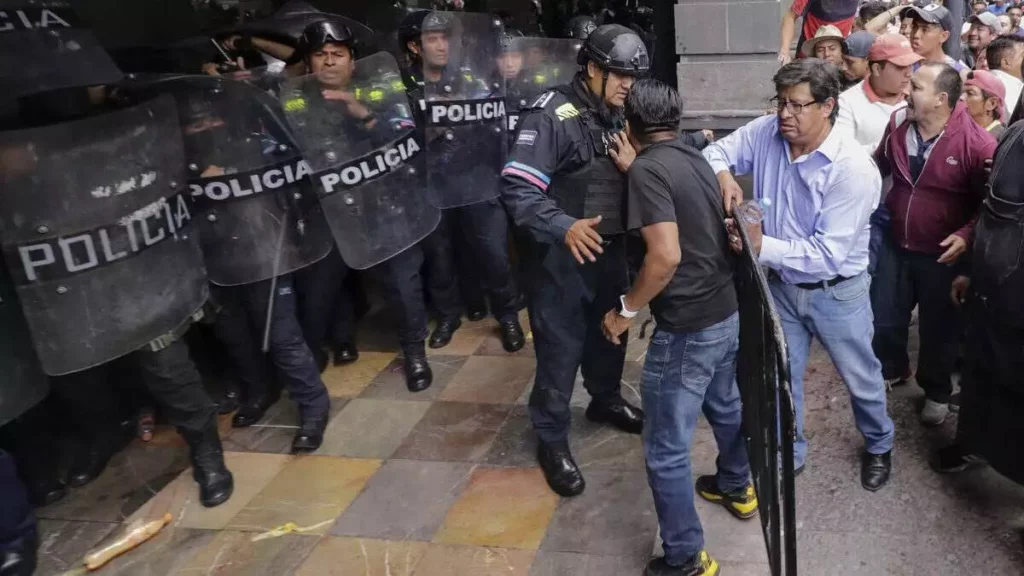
[969,11,1005,34]
[902,3,954,32]
[965,69,1007,121]
[844,31,877,59]
[803,24,846,55]
[868,33,925,66]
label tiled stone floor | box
[36,311,1024,575]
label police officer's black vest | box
[545,84,627,237]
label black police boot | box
[292,412,329,453]
[67,438,115,488]
[861,450,892,491]
[26,477,67,508]
[428,317,462,349]
[466,304,488,322]
[585,398,644,435]
[216,386,240,415]
[182,423,233,508]
[404,356,433,392]
[332,343,359,366]
[1,526,38,576]
[537,442,585,497]
[500,319,525,352]
[231,394,278,428]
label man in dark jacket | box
[871,62,997,426]
[932,119,1024,482]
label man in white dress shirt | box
[985,34,1024,119]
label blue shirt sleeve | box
[759,158,881,278]
[702,114,774,176]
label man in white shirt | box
[985,34,1024,118]
[837,34,923,153]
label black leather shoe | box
[333,343,359,365]
[1,527,38,576]
[428,317,462,349]
[404,356,433,392]
[216,387,240,415]
[466,306,488,322]
[68,445,112,488]
[585,399,644,435]
[183,423,233,508]
[231,396,276,428]
[292,413,329,453]
[861,450,891,491]
[538,443,585,497]
[499,319,525,352]
[26,479,67,508]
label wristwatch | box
[617,294,638,319]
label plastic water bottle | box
[736,197,772,225]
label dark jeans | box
[375,225,463,357]
[294,247,356,352]
[641,313,748,566]
[211,276,329,417]
[448,200,519,322]
[524,235,629,444]
[871,231,963,403]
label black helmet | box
[565,15,597,41]
[296,19,358,60]
[398,9,454,54]
[499,28,526,54]
[576,24,649,74]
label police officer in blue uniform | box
[396,10,526,353]
[501,24,647,496]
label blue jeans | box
[769,272,895,469]
[641,312,749,566]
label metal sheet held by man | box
[0,262,47,426]
[0,96,208,376]
[417,11,506,208]
[734,222,799,575]
[280,51,440,270]
[501,37,580,136]
[153,75,333,286]
[0,1,122,99]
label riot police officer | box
[501,24,646,497]
[287,20,372,370]
[565,14,598,41]
[397,10,526,352]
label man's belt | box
[770,271,854,290]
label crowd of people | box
[2,1,1023,575]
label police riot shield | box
[419,11,507,209]
[0,96,208,376]
[502,37,581,138]
[734,218,799,575]
[146,75,333,286]
[0,262,47,426]
[279,52,440,270]
[0,1,123,99]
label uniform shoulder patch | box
[530,91,557,110]
[554,102,579,121]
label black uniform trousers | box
[0,450,36,576]
[448,199,519,323]
[524,234,629,445]
[294,247,356,355]
[211,275,329,418]
[376,218,462,357]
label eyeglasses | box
[769,97,821,115]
